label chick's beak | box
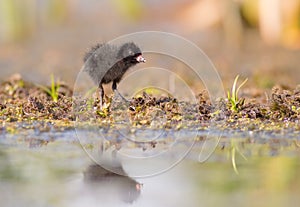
[136,55,146,63]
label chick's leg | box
[112,80,129,102]
[99,84,104,108]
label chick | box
[83,42,146,107]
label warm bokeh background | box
[0,0,300,90]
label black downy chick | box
[83,42,146,107]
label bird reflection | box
[84,164,142,204]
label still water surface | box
[0,126,299,207]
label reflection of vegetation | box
[37,74,60,102]
[195,148,300,201]
[227,75,248,113]
[229,139,247,175]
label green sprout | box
[38,74,60,102]
[227,75,248,112]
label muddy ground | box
[0,74,299,133]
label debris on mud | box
[0,74,299,132]
[270,85,300,121]
[0,74,74,123]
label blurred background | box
[0,0,300,90]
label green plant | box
[38,74,60,102]
[227,75,248,112]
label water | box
[0,125,300,207]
